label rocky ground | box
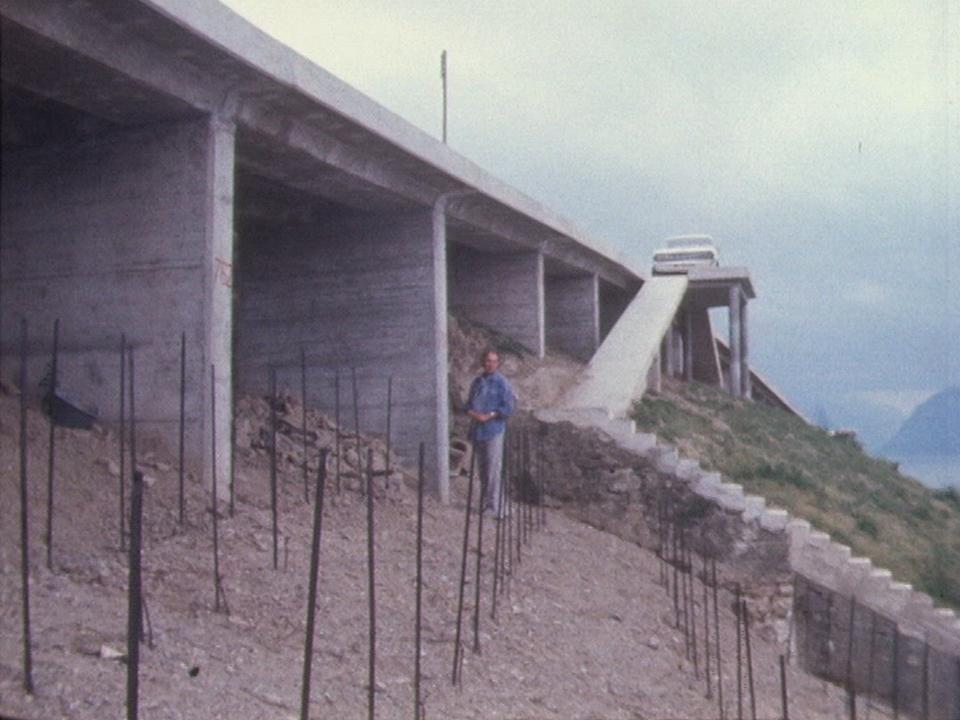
[1,320,855,719]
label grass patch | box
[631,380,960,609]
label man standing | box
[465,349,515,518]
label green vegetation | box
[631,381,960,609]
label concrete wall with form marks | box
[0,117,234,485]
[234,209,445,482]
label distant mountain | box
[882,386,960,457]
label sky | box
[220,0,959,451]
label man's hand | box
[468,410,496,423]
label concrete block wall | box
[544,273,599,361]
[538,405,960,717]
[0,117,233,485]
[449,245,544,358]
[234,209,446,488]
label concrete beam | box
[545,273,599,361]
[449,246,545,358]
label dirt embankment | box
[1,326,852,719]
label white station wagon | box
[652,235,720,274]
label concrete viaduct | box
[0,0,759,499]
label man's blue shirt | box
[466,370,515,442]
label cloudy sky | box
[221,0,958,449]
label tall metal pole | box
[365,448,377,720]
[211,365,223,613]
[713,560,725,720]
[414,443,425,720]
[385,376,393,484]
[703,554,712,698]
[45,317,60,570]
[352,367,362,496]
[18,318,34,694]
[743,599,757,720]
[335,369,342,495]
[125,471,144,720]
[736,583,743,720]
[129,350,137,514]
[452,448,476,685]
[847,597,857,720]
[780,655,789,720]
[119,334,127,550]
[472,451,487,654]
[300,449,328,720]
[441,50,448,143]
[270,367,279,570]
[301,347,309,503]
[178,332,186,524]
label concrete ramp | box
[561,275,687,416]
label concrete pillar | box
[234,208,449,497]
[672,326,683,379]
[430,200,452,503]
[0,117,232,479]
[449,246,545,358]
[204,118,236,492]
[741,295,751,399]
[728,285,742,397]
[647,351,662,393]
[545,273,599,361]
[684,308,694,381]
[662,325,677,377]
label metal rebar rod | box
[414,443,425,720]
[365,448,377,720]
[300,449,328,720]
[504,434,513,597]
[452,448,476,685]
[736,583,743,720]
[335,370,342,495]
[672,518,681,627]
[779,654,789,720]
[847,597,857,720]
[301,347,309,504]
[126,471,144,720]
[352,367,362,497]
[178,331,186,524]
[385,376,393,485]
[681,532,691,659]
[658,499,665,587]
[229,403,236,518]
[44,317,60,570]
[270,367,279,570]
[865,610,877,720]
[211,365,223,613]
[892,625,900,720]
[18,318,34,694]
[120,334,127,550]
[743,599,757,720]
[704,554,712,699]
[472,454,487,655]
[689,541,699,678]
[538,431,545,530]
[491,454,507,621]
[523,430,532,542]
[129,350,137,506]
[713,560,725,720]
[921,640,929,720]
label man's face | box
[483,352,500,375]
